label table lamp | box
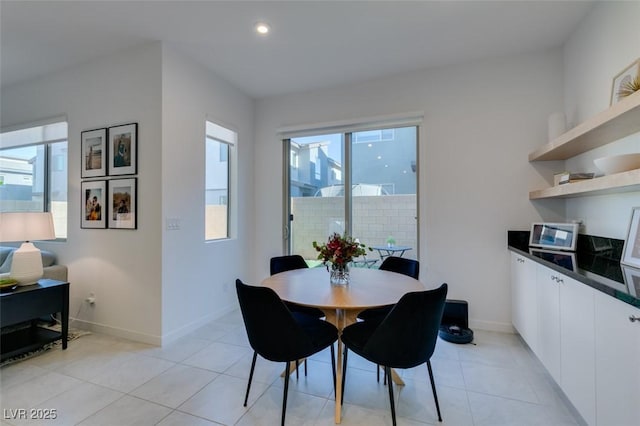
[0,212,55,285]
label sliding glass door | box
[351,127,417,261]
[285,126,417,265]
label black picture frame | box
[108,123,137,176]
[81,128,107,178]
[108,178,137,229]
[81,180,107,229]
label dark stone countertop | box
[508,230,640,309]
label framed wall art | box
[108,178,137,229]
[81,128,107,178]
[610,58,640,106]
[622,266,640,297]
[108,123,137,176]
[81,180,107,229]
[621,206,640,268]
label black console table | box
[1,279,69,362]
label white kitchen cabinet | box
[511,252,538,352]
[594,291,640,426]
[559,274,596,426]
[536,264,561,382]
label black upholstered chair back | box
[379,256,419,279]
[236,279,315,361]
[270,255,308,275]
[362,283,447,368]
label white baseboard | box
[160,304,238,346]
[70,304,239,347]
[469,318,516,334]
[71,318,162,345]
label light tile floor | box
[1,310,583,426]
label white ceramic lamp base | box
[10,242,44,286]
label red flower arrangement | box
[312,233,369,270]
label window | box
[205,120,236,240]
[285,126,418,261]
[0,121,68,239]
[353,128,395,144]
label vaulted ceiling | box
[1,1,595,98]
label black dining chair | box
[235,279,338,426]
[356,256,420,381]
[341,283,448,426]
[356,256,420,322]
[270,255,326,320]
[270,255,326,377]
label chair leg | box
[295,359,299,379]
[377,364,380,382]
[341,346,348,405]
[282,361,290,426]
[304,359,308,376]
[244,351,258,407]
[426,360,442,422]
[330,344,336,391]
[386,366,397,426]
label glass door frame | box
[282,126,420,258]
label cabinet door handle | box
[630,315,640,323]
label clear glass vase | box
[330,264,350,286]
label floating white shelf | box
[528,92,640,200]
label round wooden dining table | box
[260,266,426,424]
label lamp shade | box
[0,212,56,242]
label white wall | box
[160,46,255,342]
[1,43,164,343]
[563,1,640,239]
[254,50,565,331]
[0,41,256,345]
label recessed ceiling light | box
[255,22,270,35]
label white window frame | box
[0,119,68,240]
[205,120,237,241]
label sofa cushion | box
[0,249,14,273]
[0,246,14,266]
[41,250,57,267]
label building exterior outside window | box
[0,121,68,239]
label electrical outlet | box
[85,292,96,305]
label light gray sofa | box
[0,246,68,282]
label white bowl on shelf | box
[593,153,640,175]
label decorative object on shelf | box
[611,58,640,106]
[558,172,595,184]
[622,207,640,269]
[594,153,640,175]
[81,128,107,178]
[108,178,137,229]
[108,123,137,176]
[547,112,566,141]
[81,180,107,229]
[312,233,369,285]
[0,212,55,285]
[553,172,569,186]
